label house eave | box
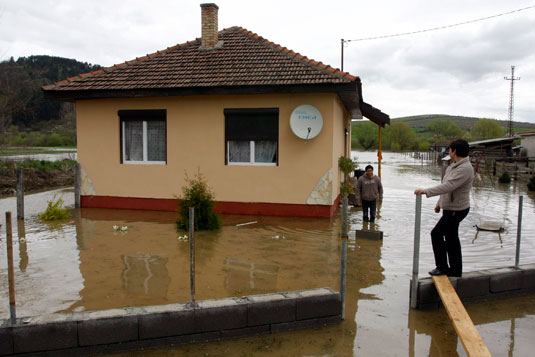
[43,82,362,115]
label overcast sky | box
[1,0,534,123]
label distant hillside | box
[392,114,535,132]
[0,55,101,130]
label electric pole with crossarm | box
[504,66,520,137]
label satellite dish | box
[290,105,323,140]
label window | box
[224,108,279,166]
[119,110,166,164]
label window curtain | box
[124,121,143,161]
[147,120,166,161]
[255,140,277,163]
[228,140,250,163]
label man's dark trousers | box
[362,199,377,221]
[430,208,469,276]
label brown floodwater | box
[0,151,534,356]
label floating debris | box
[236,221,257,227]
[271,234,286,240]
[177,234,189,241]
[113,225,129,234]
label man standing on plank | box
[414,139,474,277]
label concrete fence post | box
[6,211,17,324]
[74,163,81,208]
[189,207,195,305]
[411,194,422,309]
[16,168,24,220]
[515,195,523,267]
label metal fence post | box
[6,212,17,324]
[411,194,422,309]
[340,196,348,319]
[17,168,24,220]
[515,195,523,267]
[189,207,195,305]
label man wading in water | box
[414,139,474,277]
[355,165,383,222]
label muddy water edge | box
[0,151,534,356]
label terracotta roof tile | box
[43,26,358,93]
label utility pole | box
[504,66,520,137]
[341,39,345,71]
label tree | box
[352,121,378,150]
[384,122,417,151]
[470,119,504,140]
[427,119,464,140]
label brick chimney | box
[200,3,219,49]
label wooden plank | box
[432,275,491,357]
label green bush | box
[498,171,511,184]
[39,194,71,221]
[176,170,221,231]
[338,156,357,196]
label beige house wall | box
[76,93,348,206]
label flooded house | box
[43,3,388,218]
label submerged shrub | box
[39,194,71,221]
[176,170,221,231]
[498,171,511,184]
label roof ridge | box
[42,38,201,89]
[231,26,358,82]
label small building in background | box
[468,137,515,160]
[518,131,535,158]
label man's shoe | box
[428,268,448,276]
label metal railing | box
[410,194,525,309]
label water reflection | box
[17,220,28,272]
[122,253,170,299]
[1,152,534,356]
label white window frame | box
[226,140,277,166]
[122,120,166,165]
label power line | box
[344,5,535,43]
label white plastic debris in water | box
[113,225,129,234]
[236,221,257,227]
[177,234,189,241]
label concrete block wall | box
[0,288,341,356]
[411,264,535,309]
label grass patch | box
[0,159,77,171]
